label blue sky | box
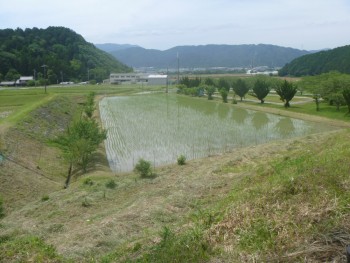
[0,0,349,50]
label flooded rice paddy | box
[99,93,337,172]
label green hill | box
[0,27,132,83]
[279,45,350,76]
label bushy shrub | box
[177,155,186,165]
[83,178,94,186]
[134,158,153,178]
[105,179,117,189]
[41,195,49,202]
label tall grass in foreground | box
[100,130,350,262]
[209,130,350,262]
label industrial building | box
[110,73,167,86]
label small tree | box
[84,92,96,118]
[343,86,350,113]
[57,118,107,188]
[220,89,228,103]
[275,80,298,108]
[232,79,249,101]
[329,93,345,111]
[313,94,321,111]
[251,79,270,103]
[134,158,153,178]
[204,85,216,100]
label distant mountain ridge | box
[95,43,140,53]
[97,44,311,69]
[278,45,350,76]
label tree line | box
[0,27,132,84]
[177,76,299,108]
[298,71,350,112]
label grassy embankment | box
[0,84,350,262]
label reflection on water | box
[231,107,249,124]
[100,93,339,172]
[252,112,269,130]
[275,117,295,136]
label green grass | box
[244,99,350,121]
[207,130,350,261]
[0,235,67,262]
[0,84,166,127]
[1,83,350,262]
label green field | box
[1,83,350,262]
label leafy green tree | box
[220,89,228,103]
[329,93,345,111]
[57,118,106,188]
[204,85,216,100]
[217,78,230,92]
[5,68,20,81]
[251,79,270,103]
[232,79,249,101]
[204,77,215,86]
[275,80,298,108]
[134,158,153,178]
[179,76,201,88]
[343,86,350,113]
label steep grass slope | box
[1,91,350,262]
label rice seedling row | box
[99,94,337,172]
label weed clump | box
[134,158,154,178]
[41,195,49,202]
[83,178,94,186]
[105,179,117,189]
[82,197,92,207]
[177,154,186,165]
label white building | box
[110,73,146,84]
[147,74,167,86]
[110,73,167,86]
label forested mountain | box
[106,44,310,69]
[279,45,350,76]
[0,27,132,83]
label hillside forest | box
[0,27,132,84]
[279,45,350,76]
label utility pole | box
[41,64,48,93]
[166,67,168,93]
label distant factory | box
[109,73,167,86]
